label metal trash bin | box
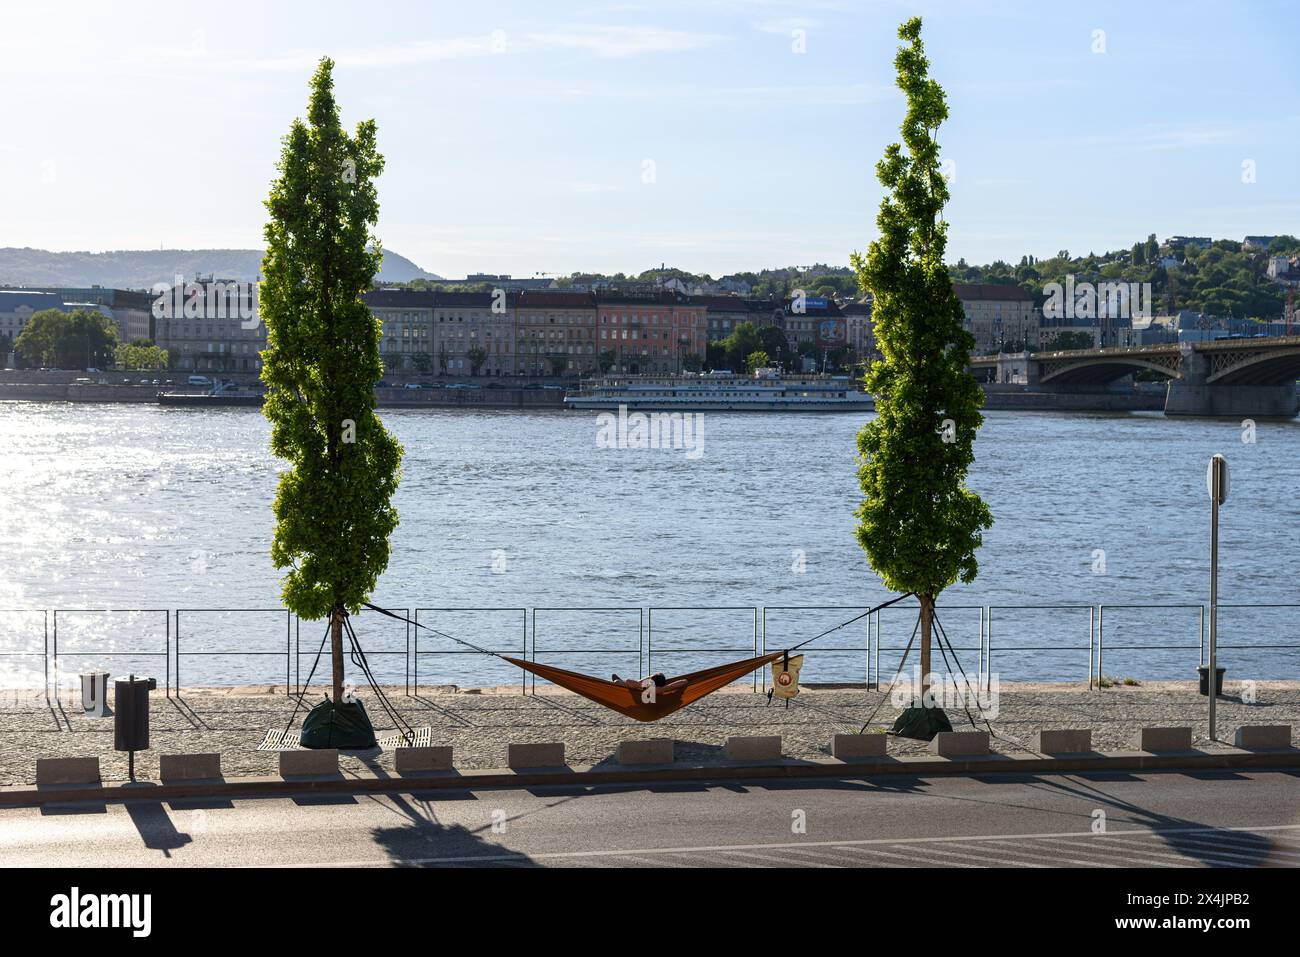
[114,675,157,779]
[80,671,111,717]
[1198,665,1225,696]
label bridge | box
[970,337,1300,417]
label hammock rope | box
[351,594,916,722]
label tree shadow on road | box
[1023,769,1299,867]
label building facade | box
[434,291,517,376]
[517,290,598,376]
[153,277,263,373]
[840,300,876,362]
[953,283,1040,354]
[361,288,435,374]
[595,291,705,374]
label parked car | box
[404,382,424,390]
[187,375,212,386]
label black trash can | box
[114,675,157,752]
[1197,665,1225,696]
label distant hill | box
[0,247,441,289]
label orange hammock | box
[502,652,786,722]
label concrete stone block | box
[36,757,100,786]
[1137,727,1193,752]
[830,733,887,760]
[1233,725,1292,750]
[394,747,454,773]
[279,749,339,776]
[1037,730,1092,755]
[507,742,565,769]
[616,739,674,765]
[725,735,782,761]
[159,753,222,781]
[931,731,990,757]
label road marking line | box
[940,841,1097,868]
[270,822,1300,868]
[1031,836,1244,868]
[718,849,840,868]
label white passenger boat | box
[564,369,874,412]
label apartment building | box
[434,290,517,376]
[840,300,876,360]
[363,288,435,373]
[953,283,1040,354]
[517,290,598,376]
[777,295,844,352]
[151,277,264,373]
[595,291,705,374]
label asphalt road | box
[3,770,1299,867]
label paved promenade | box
[2,683,1297,786]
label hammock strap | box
[788,592,914,652]
[362,601,505,659]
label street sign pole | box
[1206,454,1229,741]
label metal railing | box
[762,606,871,690]
[529,607,641,694]
[175,608,291,695]
[415,607,526,693]
[987,604,1095,690]
[873,602,984,690]
[1097,604,1205,683]
[4,601,1295,698]
[0,610,47,691]
[650,606,759,690]
[51,609,170,697]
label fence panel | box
[872,602,983,689]
[52,609,170,697]
[987,605,1094,688]
[1097,604,1204,683]
[0,609,47,693]
[296,605,409,695]
[529,607,642,693]
[648,606,759,691]
[175,609,291,694]
[1215,604,1300,680]
[414,607,526,693]
[761,606,871,689]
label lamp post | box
[1206,453,1229,740]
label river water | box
[1,403,1297,689]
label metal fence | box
[2,601,1296,697]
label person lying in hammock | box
[611,672,688,695]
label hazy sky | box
[1,0,1296,279]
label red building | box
[595,291,706,373]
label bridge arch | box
[1038,355,1180,386]
[1205,346,1300,385]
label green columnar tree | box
[260,58,403,705]
[851,18,992,705]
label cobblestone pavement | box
[2,682,1296,786]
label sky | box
[0,0,1297,279]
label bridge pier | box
[1165,382,1300,417]
[1165,345,1300,417]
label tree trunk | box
[918,594,934,700]
[331,609,344,705]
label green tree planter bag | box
[299,697,377,750]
